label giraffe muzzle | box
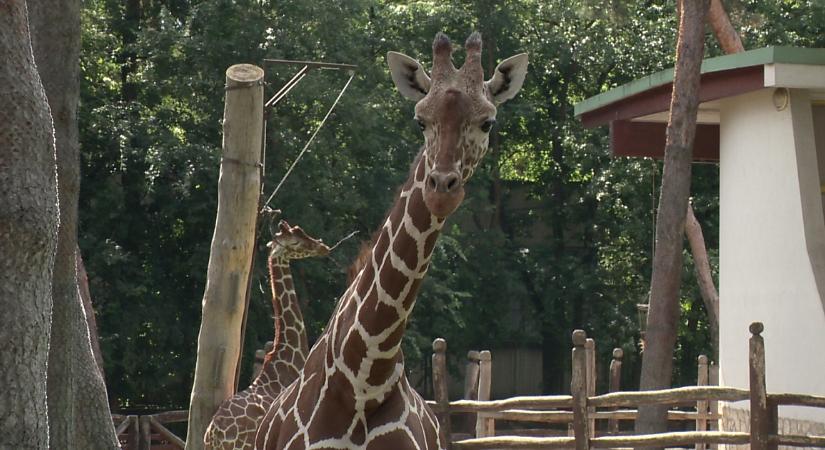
[423,169,465,218]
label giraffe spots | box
[358,297,400,337]
[388,198,406,234]
[377,320,406,352]
[342,331,367,373]
[379,260,407,301]
[366,354,400,386]
[305,371,356,441]
[366,426,416,450]
[392,224,419,272]
[373,230,390,265]
[401,278,423,311]
[351,419,367,446]
[408,188,431,233]
[285,329,300,347]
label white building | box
[575,46,825,435]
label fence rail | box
[432,322,825,450]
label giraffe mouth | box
[423,187,465,218]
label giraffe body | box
[204,221,330,450]
[254,32,527,450]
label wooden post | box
[608,348,623,434]
[185,63,264,450]
[475,350,493,438]
[432,338,452,448]
[709,362,720,450]
[571,330,590,450]
[585,338,596,438]
[139,415,151,450]
[463,350,481,434]
[749,322,769,450]
[696,355,709,450]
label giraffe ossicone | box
[254,32,527,450]
[204,219,331,450]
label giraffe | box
[254,32,527,450]
[204,219,331,449]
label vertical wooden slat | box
[709,361,720,450]
[139,415,151,450]
[571,330,590,450]
[463,350,481,435]
[585,338,596,438]
[608,348,623,434]
[767,397,779,450]
[749,322,768,450]
[432,338,452,448]
[475,350,493,438]
[696,354,709,450]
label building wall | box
[719,88,825,423]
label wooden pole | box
[185,64,264,450]
[695,355,709,450]
[608,348,623,434]
[476,351,493,438]
[139,415,151,450]
[433,338,452,448]
[463,350,482,434]
[709,362,719,450]
[749,322,769,450]
[571,330,590,450]
[585,338,596,438]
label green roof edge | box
[573,46,825,117]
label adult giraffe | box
[254,32,527,450]
[204,220,330,449]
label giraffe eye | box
[481,119,496,133]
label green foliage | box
[77,0,819,408]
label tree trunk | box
[685,204,719,357]
[707,0,744,54]
[28,0,120,447]
[77,246,106,379]
[0,1,59,448]
[185,64,263,450]
[636,0,709,440]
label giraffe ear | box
[486,53,528,105]
[387,51,431,101]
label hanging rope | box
[262,71,356,210]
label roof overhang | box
[574,47,825,162]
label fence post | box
[572,330,590,450]
[709,362,719,450]
[585,338,596,438]
[608,348,623,434]
[749,322,769,450]
[696,354,709,450]
[139,415,151,450]
[463,350,481,434]
[475,350,493,438]
[432,338,452,448]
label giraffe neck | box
[257,253,309,386]
[329,151,444,399]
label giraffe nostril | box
[446,176,458,191]
[427,175,437,191]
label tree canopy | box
[77,0,825,411]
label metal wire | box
[263,71,356,210]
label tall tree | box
[636,0,710,438]
[29,0,120,447]
[0,1,59,448]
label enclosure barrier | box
[429,323,825,450]
[113,410,186,450]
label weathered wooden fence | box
[429,322,825,449]
[113,410,186,450]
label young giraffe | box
[204,220,331,449]
[253,32,527,450]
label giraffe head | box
[267,220,330,260]
[387,32,528,218]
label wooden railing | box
[430,323,825,449]
[112,410,186,450]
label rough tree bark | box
[707,0,744,54]
[185,64,263,450]
[0,1,59,448]
[28,1,121,447]
[636,0,710,440]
